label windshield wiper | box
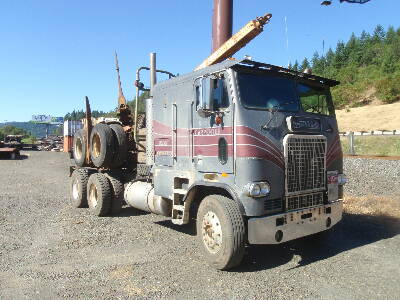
[261,101,295,130]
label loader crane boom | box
[195,13,272,71]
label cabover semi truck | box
[70,53,346,270]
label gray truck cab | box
[149,59,345,265]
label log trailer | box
[69,7,346,270]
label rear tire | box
[73,130,87,167]
[70,168,90,208]
[87,173,112,216]
[105,172,124,214]
[90,123,114,168]
[109,123,127,168]
[196,195,245,270]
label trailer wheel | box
[105,172,124,214]
[196,195,245,270]
[73,130,87,167]
[70,168,90,208]
[109,124,127,168]
[87,173,112,216]
[90,124,114,168]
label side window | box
[195,85,200,108]
[195,77,230,111]
[212,79,229,110]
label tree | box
[372,24,385,43]
[292,60,299,72]
[360,30,371,46]
[295,25,400,108]
[333,41,348,69]
[346,33,362,65]
[128,90,150,114]
[325,48,335,67]
[300,58,310,71]
[311,52,324,75]
[385,26,396,44]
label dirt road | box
[0,151,399,299]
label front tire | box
[196,195,245,270]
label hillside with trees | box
[64,91,149,120]
[290,24,400,108]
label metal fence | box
[339,130,400,156]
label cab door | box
[191,74,234,174]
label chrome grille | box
[284,135,326,195]
[286,192,324,211]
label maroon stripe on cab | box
[194,135,233,145]
[236,126,283,157]
[236,134,284,164]
[193,145,233,157]
[236,145,284,169]
[326,136,340,156]
[326,147,343,166]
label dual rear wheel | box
[70,169,123,216]
[73,123,127,168]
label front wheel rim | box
[202,211,223,254]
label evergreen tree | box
[292,60,299,72]
[300,58,310,71]
[311,52,324,75]
[325,48,335,67]
[385,26,396,44]
[373,24,385,43]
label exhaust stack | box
[146,53,156,165]
[212,0,233,52]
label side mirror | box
[198,77,214,112]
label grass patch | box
[340,135,400,156]
[344,195,400,218]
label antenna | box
[115,52,127,106]
[284,16,290,68]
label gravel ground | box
[344,157,400,197]
[0,151,399,299]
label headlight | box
[338,174,348,185]
[259,182,271,195]
[248,183,261,197]
[247,182,271,197]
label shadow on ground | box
[112,206,150,218]
[155,212,400,272]
[155,219,197,236]
[236,212,400,272]
[0,154,29,160]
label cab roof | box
[155,59,339,90]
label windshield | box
[297,83,333,116]
[237,72,334,115]
[237,72,299,111]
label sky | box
[0,0,399,122]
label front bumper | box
[247,201,343,244]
